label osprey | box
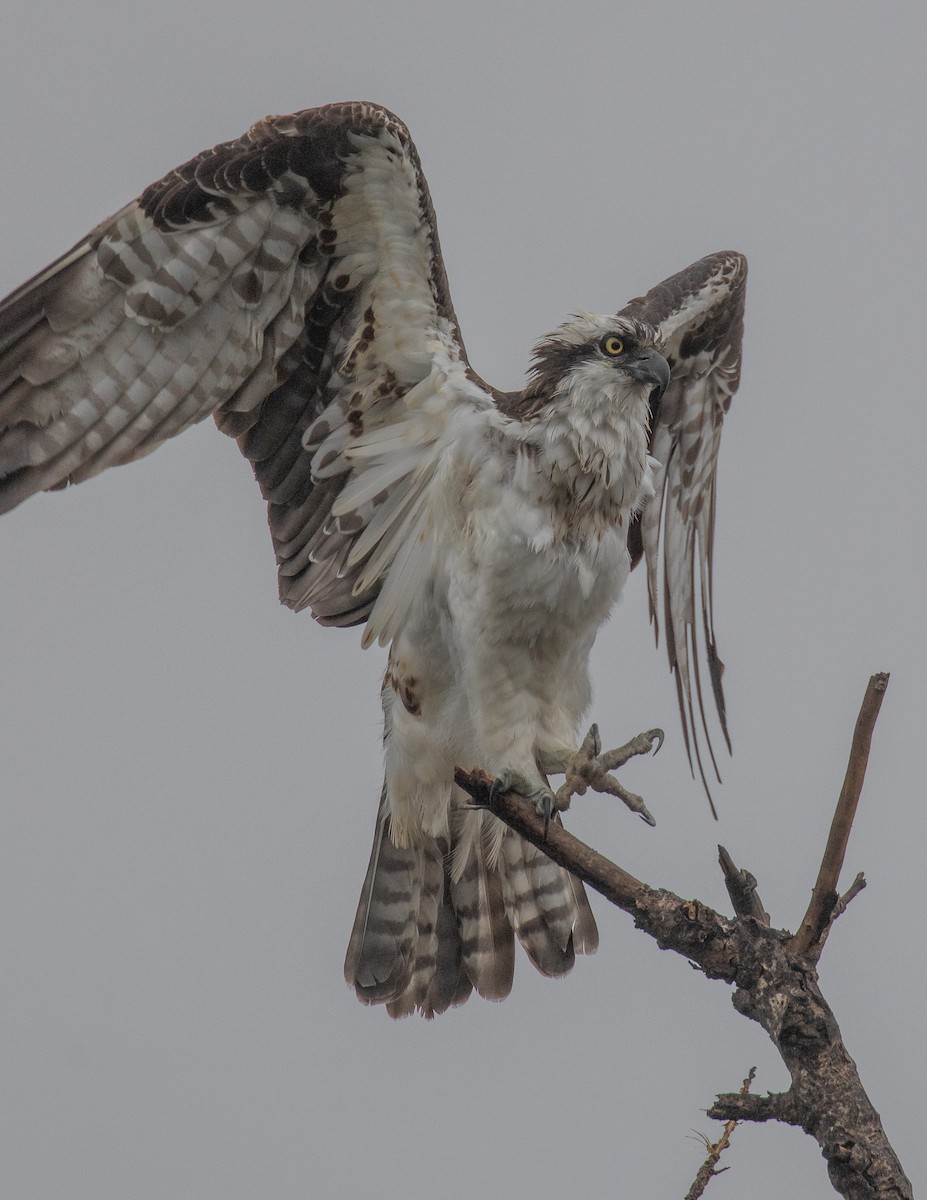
[0,102,746,1016]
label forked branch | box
[455,674,909,1200]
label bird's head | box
[522,314,670,425]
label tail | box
[344,788,598,1018]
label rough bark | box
[455,674,910,1199]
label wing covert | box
[621,251,747,813]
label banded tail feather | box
[344,790,597,1018]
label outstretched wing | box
[622,251,747,815]
[0,102,494,639]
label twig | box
[685,1068,756,1200]
[815,871,868,955]
[791,673,888,959]
[835,871,867,916]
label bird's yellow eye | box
[601,335,625,356]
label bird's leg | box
[538,723,663,827]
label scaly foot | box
[553,723,662,826]
[489,767,558,838]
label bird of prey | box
[0,102,746,1017]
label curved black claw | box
[649,728,665,755]
[585,723,602,759]
[488,773,508,807]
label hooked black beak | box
[625,346,671,403]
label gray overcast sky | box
[0,3,924,1197]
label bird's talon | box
[489,767,527,806]
[491,769,557,837]
[561,724,662,824]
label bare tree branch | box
[791,672,888,959]
[455,674,910,1200]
